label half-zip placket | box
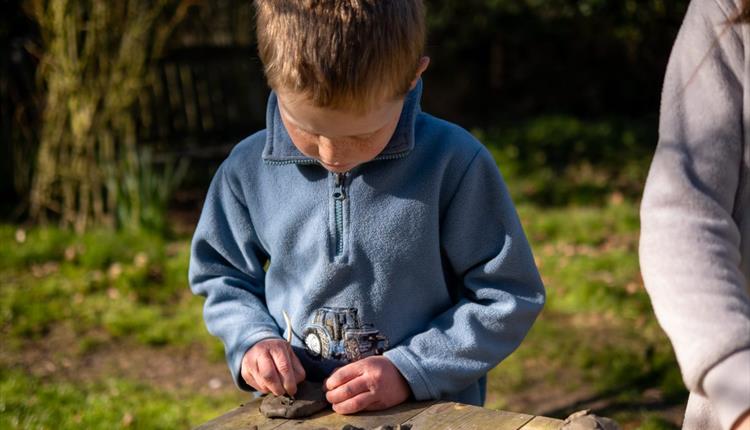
[266,155,411,261]
[332,172,347,257]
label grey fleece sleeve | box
[639,1,750,428]
[189,164,282,391]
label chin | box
[321,163,356,173]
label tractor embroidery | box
[301,307,388,362]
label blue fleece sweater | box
[188,81,545,405]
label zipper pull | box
[333,173,347,200]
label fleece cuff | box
[229,328,284,391]
[703,348,750,430]
[384,347,437,401]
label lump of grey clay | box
[561,410,621,430]
[260,380,330,419]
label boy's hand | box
[324,356,411,414]
[241,339,305,397]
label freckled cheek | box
[288,131,320,159]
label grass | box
[480,115,655,206]
[0,116,686,429]
[0,226,232,428]
[0,226,211,347]
[0,369,237,430]
[484,201,685,429]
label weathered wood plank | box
[194,400,563,430]
[519,416,563,430]
[194,398,437,430]
[194,398,283,430]
[402,402,534,430]
[270,400,436,430]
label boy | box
[189,0,545,415]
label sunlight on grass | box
[0,227,213,350]
[485,200,687,426]
[0,369,237,429]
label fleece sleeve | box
[188,163,283,391]
[384,146,546,401]
[639,1,750,428]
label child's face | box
[277,91,405,173]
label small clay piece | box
[259,380,330,419]
[561,410,621,430]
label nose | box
[317,136,345,162]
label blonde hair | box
[255,0,425,111]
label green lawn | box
[0,369,236,430]
[0,117,686,429]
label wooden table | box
[195,399,564,430]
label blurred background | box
[1,0,690,428]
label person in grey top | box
[640,0,750,429]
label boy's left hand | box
[323,355,411,414]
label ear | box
[409,56,430,90]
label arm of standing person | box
[324,145,545,413]
[189,162,304,396]
[639,1,750,429]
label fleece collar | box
[262,80,423,164]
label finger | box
[269,345,298,396]
[288,345,306,383]
[253,367,273,394]
[322,367,341,392]
[241,365,261,392]
[325,362,363,391]
[332,391,378,415]
[325,375,370,404]
[257,351,285,396]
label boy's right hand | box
[241,339,306,397]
